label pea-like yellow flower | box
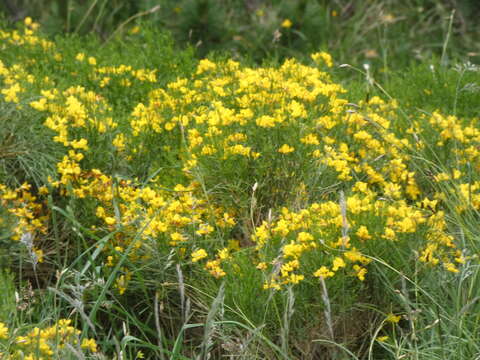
[314,266,334,278]
[256,262,268,270]
[0,322,8,339]
[356,225,372,240]
[75,52,85,62]
[278,144,295,154]
[281,19,293,28]
[191,248,208,262]
[332,257,346,271]
[386,313,401,323]
[353,264,367,281]
[81,338,98,352]
[311,51,333,67]
[444,262,459,273]
[104,217,116,225]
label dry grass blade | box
[280,286,295,356]
[198,282,225,360]
[154,291,166,360]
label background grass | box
[1,0,480,66]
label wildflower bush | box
[1,18,480,359]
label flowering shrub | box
[0,18,478,358]
[1,16,473,289]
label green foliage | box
[0,271,15,321]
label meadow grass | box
[0,15,480,360]
[1,0,480,67]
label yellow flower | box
[113,133,126,151]
[1,83,23,103]
[283,241,305,258]
[30,97,48,111]
[205,260,226,278]
[311,52,333,67]
[288,100,306,118]
[285,273,304,284]
[355,225,372,240]
[115,273,131,295]
[256,262,268,270]
[81,338,98,352]
[0,322,8,339]
[256,115,276,128]
[34,248,44,263]
[314,266,334,278]
[263,280,281,290]
[104,217,116,225]
[332,257,346,271]
[301,134,320,145]
[444,262,459,273]
[382,227,396,240]
[353,264,367,281]
[196,59,217,75]
[281,19,293,28]
[191,248,208,262]
[386,313,401,323]
[70,138,89,150]
[130,26,140,34]
[419,243,440,265]
[217,248,230,260]
[297,232,314,242]
[196,224,214,236]
[278,144,295,154]
[75,52,85,62]
[169,232,185,245]
[281,259,300,275]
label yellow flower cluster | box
[251,179,466,289]
[95,64,158,87]
[0,183,48,262]
[0,319,98,359]
[1,19,475,298]
[0,23,241,293]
